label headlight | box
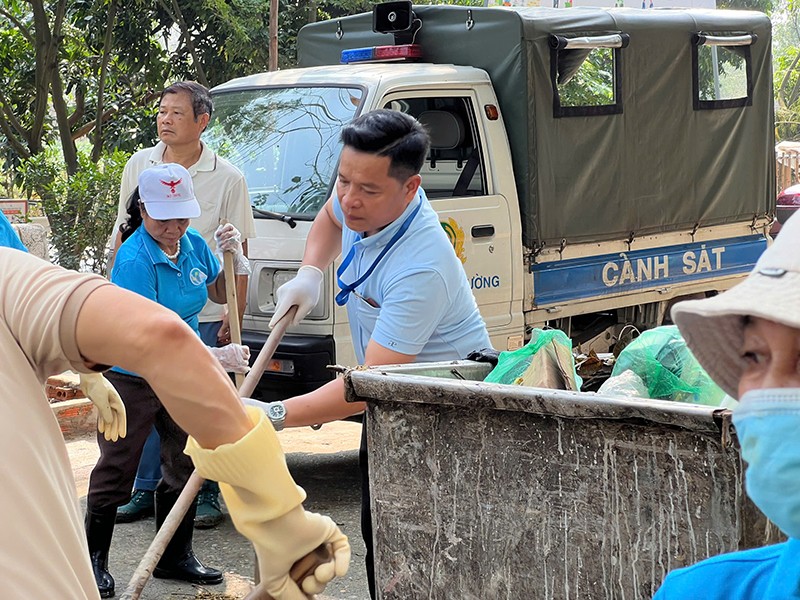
[251,267,325,319]
[272,270,296,303]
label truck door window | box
[549,33,628,118]
[383,97,486,199]
[692,33,755,110]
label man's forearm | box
[303,201,342,270]
[282,339,416,428]
[283,378,365,428]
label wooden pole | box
[223,249,245,388]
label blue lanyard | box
[336,198,423,307]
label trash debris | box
[574,349,615,392]
[485,329,582,390]
[599,325,730,406]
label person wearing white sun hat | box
[654,209,800,599]
[84,162,251,597]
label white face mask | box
[733,388,800,539]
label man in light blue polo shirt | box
[0,211,28,252]
[266,109,491,598]
[331,183,488,363]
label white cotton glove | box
[185,407,351,600]
[79,373,127,442]
[209,343,251,374]
[214,223,251,275]
[270,265,324,327]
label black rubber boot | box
[152,490,224,585]
[85,507,116,598]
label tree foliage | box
[0,0,298,270]
[20,145,127,273]
[774,2,800,140]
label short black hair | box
[161,81,213,121]
[341,109,430,182]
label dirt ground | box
[67,421,368,599]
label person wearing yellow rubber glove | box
[78,373,127,443]
[0,246,350,600]
[186,406,351,597]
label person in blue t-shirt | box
[263,109,492,599]
[83,163,251,598]
[0,210,28,252]
[656,209,800,600]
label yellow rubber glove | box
[78,373,127,442]
[185,407,351,599]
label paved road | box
[67,421,368,599]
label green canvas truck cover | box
[298,6,774,249]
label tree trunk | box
[29,0,63,155]
[92,0,119,162]
[308,0,317,24]
[160,0,209,87]
[50,69,79,175]
[269,0,279,71]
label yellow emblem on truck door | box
[441,218,467,264]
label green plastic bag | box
[485,329,582,390]
[611,325,726,406]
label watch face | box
[268,403,286,420]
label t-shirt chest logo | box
[189,268,207,286]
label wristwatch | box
[266,401,287,432]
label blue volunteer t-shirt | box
[653,539,800,600]
[0,211,27,252]
[110,226,219,375]
[333,186,490,364]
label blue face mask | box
[733,388,800,539]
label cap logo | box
[160,178,183,196]
[758,267,786,278]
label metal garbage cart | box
[343,361,783,600]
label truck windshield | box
[204,86,363,218]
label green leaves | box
[20,144,128,273]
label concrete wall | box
[12,222,48,259]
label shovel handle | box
[239,306,296,398]
[119,472,205,600]
[221,220,245,388]
[244,544,333,600]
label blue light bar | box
[341,47,375,64]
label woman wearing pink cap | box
[655,209,800,598]
[84,163,250,597]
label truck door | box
[382,92,516,336]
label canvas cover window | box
[550,34,625,118]
[692,34,754,110]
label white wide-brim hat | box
[671,210,800,399]
[138,163,201,220]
